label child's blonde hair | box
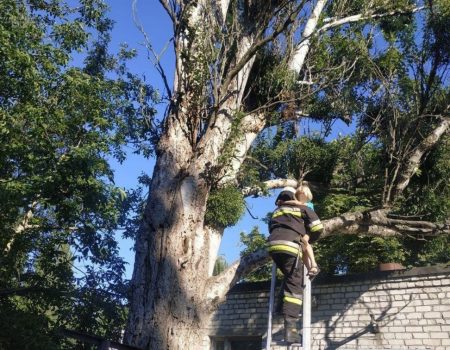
[295,185,313,202]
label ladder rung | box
[270,341,303,348]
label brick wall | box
[208,266,450,350]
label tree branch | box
[290,4,426,76]
[221,2,303,98]
[133,0,172,100]
[242,179,298,197]
[321,208,449,239]
[205,248,270,306]
[289,0,327,74]
[218,112,266,185]
[215,0,230,24]
[218,103,318,186]
[158,0,176,23]
[319,6,426,34]
[4,201,38,253]
[241,179,325,197]
[205,207,448,303]
[389,117,450,203]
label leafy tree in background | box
[0,0,154,348]
[240,134,448,277]
[212,255,229,276]
[239,227,272,282]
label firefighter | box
[267,186,323,343]
[283,185,321,277]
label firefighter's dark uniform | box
[267,192,323,320]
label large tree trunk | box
[125,120,218,349]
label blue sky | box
[104,1,353,278]
[104,1,165,278]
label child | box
[280,185,321,277]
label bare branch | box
[242,179,299,197]
[132,0,172,100]
[4,201,38,253]
[158,0,176,23]
[241,179,325,197]
[218,112,266,185]
[205,248,270,306]
[215,0,230,24]
[321,208,449,239]
[289,0,327,74]
[319,6,426,34]
[389,117,450,203]
[290,4,426,77]
[221,2,304,99]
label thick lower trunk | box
[127,254,213,349]
[124,132,217,349]
[126,255,213,349]
[145,317,211,350]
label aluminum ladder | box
[265,264,312,350]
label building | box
[209,266,450,350]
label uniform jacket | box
[269,204,323,243]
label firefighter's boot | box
[284,317,301,344]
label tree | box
[0,0,154,348]
[212,255,229,276]
[125,1,449,348]
[239,227,272,282]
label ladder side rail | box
[265,263,277,350]
[302,266,311,350]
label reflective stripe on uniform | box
[267,244,299,255]
[284,295,302,305]
[308,219,321,228]
[267,240,302,256]
[278,206,301,212]
[269,240,300,249]
[285,291,302,299]
[310,223,323,232]
[272,209,302,218]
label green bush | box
[205,186,245,228]
[418,235,450,266]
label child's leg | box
[302,234,319,276]
[305,244,318,274]
[302,249,312,270]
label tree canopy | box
[0,0,154,348]
[235,0,450,275]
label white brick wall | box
[208,266,450,350]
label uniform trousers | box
[270,251,304,318]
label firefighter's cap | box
[275,186,296,204]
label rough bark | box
[125,128,214,349]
